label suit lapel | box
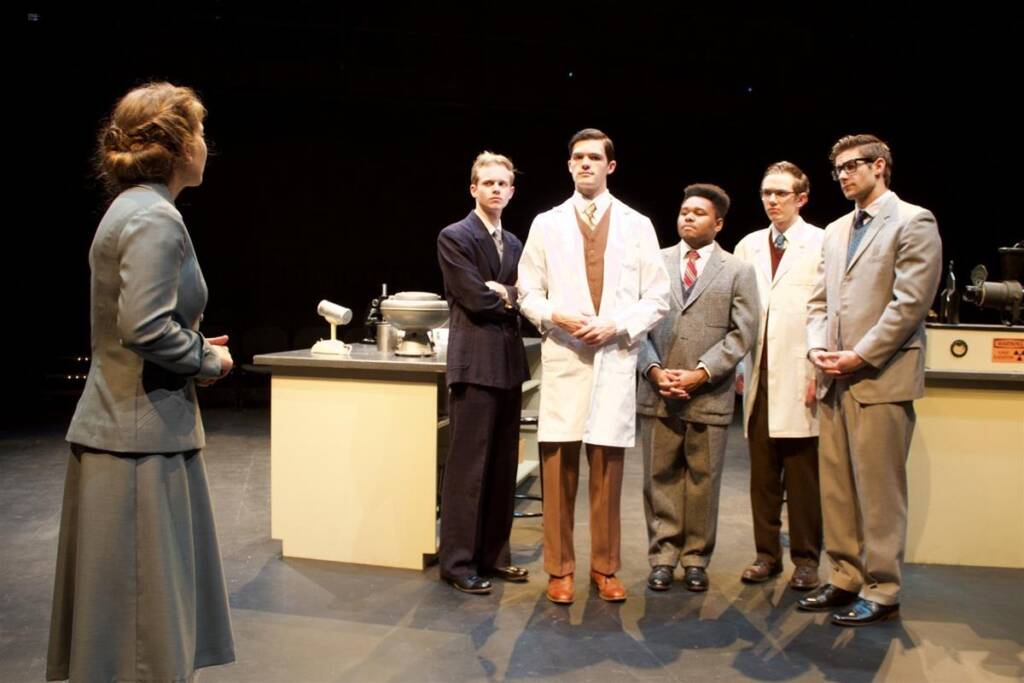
[682,242,722,312]
[468,211,501,279]
[664,243,684,309]
[750,229,773,287]
[773,220,804,285]
[598,198,625,317]
[498,231,518,282]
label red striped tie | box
[683,249,700,288]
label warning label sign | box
[992,338,1024,363]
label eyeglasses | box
[831,157,874,181]
[760,189,794,200]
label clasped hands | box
[552,310,619,346]
[808,349,866,377]
[648,365,708,400]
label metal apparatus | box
[380,291,449,356]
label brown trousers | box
[747,376,822,567]
[540,442,624,577]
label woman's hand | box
[198,335,233,386]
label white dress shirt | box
[678,240,716,284]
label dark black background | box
[10,4,1020,422]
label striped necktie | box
[683,249,700,288]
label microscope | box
[964,243,1024,326]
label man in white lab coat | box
[519,128,670,604]
[734,162,825,591]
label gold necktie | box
[584,202,597,227]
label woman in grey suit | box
[47,83,236,681]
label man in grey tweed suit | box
[637,183,759,592]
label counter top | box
[254,338,541,374]
[254,344,446,373]
[925,370,1019,382]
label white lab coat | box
[519,195,669,447]
[734,218,824,438]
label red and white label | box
[992,338,1024,363]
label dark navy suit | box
[437,211,529,580]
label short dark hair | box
[683,183,731,219]
[568,128,615,162]
[763,161,810,196]
[830,134,892,186]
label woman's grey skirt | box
[47,445,235,682]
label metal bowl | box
[380,297,449,331]
[380,292,449,356]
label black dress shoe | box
[482,566,529,583]
[682,566,708,592]
[797,583,858,612]
[831,598,899,627]
[647,565,674,591]
[446,575,492,594]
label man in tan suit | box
[734,162,824,591]
[637,183,758,593]
[800,134,941,626]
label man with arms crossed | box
[436,152,531,594]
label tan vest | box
[575,207,611,314]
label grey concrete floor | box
[2,405,1021,682]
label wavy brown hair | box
[829,134,892,186]
[96,82,206,195]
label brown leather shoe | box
[590,571,627,602]
[547,575,574,604]
[741,560,782,584]
[789,565,821,591]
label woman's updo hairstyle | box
[96,82,206,195]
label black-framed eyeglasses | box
[760,189,794,200]
[831,157,874,181]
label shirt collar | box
[474,208,502,236]
[859,190,892,221]
[771,217,803,244]
[572,190,612,221]
[680,240,715,260]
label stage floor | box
[2,406,1021,682]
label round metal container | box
[380,292,449,356]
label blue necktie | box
[774,233,787,251]
[846,210,870,265]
